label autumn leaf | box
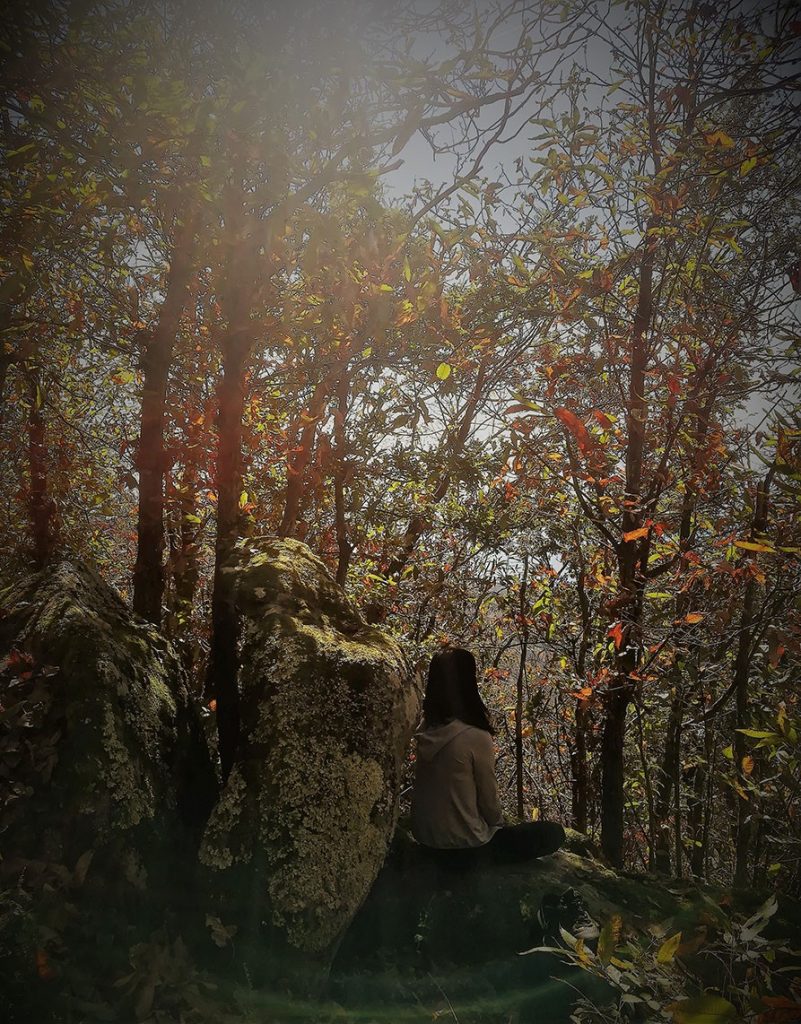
[436,362,452,381]
[704,129,735,148]
[656,930,682,963]
[684,612,704,624]
[623,526,649,542]
[597,914,622,964]
[742,755,754,775]
[734,540,774,553]
[668,994,736,1024]
[608,622,624,649]
[554,407,593,453]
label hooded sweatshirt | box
[410,719,505,849]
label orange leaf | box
[208,699,217,712]
[684,612,704,624]
[623,526,649,542]
[555,407,593,453]
[742,755,754,775]
[608,622,624,649]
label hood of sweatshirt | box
[415,720,472,761]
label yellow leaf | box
[705,129,735,148]
[597,915,622,964]
[656,931,682,963]
[668,994,736,1024]
[436,362,452,381]
[739,156,757,176]
[734,540,774,552]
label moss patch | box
[200,537,420,963]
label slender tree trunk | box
[27,364,57,567]
[515,554,529,822]
[733,469,773,887]
[572,699,589,833]
[651,698,682,872]
[206,334,250,779]
[571,538,593,833]
[278,354,351,539]
[333,374,352,587]
[600,689,630,866]
[167,451,202,681]
[601,217,658,867]
[133,215,197,625]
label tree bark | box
[27,364,57,567]
[333,373,352,587]
[133,214,197,625]
[733,468,774,887]
[515,554,529,822]
[571,535,593,833]
[601,216,658,867]
[278,353,351,539]
[206,333,250,779]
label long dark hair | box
[423,648,494,734]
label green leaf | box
[436,362,452,381]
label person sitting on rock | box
[410,647,566,867]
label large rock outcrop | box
[0,559,212,879]
[199,538,418,968]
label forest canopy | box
[2,0,800,912]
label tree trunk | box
[733,469,773,887]
[601,217,657,867]
[27,364,57,567]
[571,699,589,834]
[651,696,683,873]
[333,374,352,587]
[571,540,593,834]
[133,215,197,625]
[600,688,629,867]
[278,355,351,539]
[206,335,249,779]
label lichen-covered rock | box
[199,537,418,963]
[0,559,213,876]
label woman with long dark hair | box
[410,647,566,864]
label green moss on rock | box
[199,538,420,960]
[0,559,212,872]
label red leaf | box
[608,622,624,649]
[555,407,593,453]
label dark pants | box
[424,821,566,874]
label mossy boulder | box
[199,538,418,971]
[0,559,213,882]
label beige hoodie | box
[410,719,505,849]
